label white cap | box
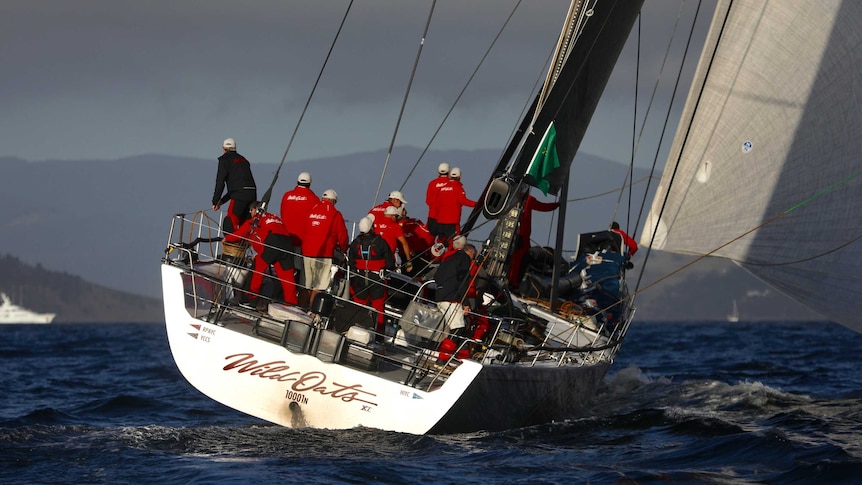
[297,172,311,184]
[453,235,466,249]
[438,162,450,174]
[384,205,401,217]
[359,217,373,234]
[449,167,461,179]
[222,138,236,150]
[388,190,407,204]
[322,189,337,202]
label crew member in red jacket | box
[375,205,413,272]
[509,194,560,290]
[348,217,396,333]
[211,137,257,233]
[279,172,319,244]
[426,162,450,234]
[399,208,434,276]
[432,167,476,240]
[369,190,407,222]
[303,189,348,304]
[224,201,297,307]
[279,171,319,306]
[611,221,639,258]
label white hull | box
[0,293,55,324]
[162,258,617,434]
[163,264,480,434]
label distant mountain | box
[0,150,826,322]
[0,254,163,323]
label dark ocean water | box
[2,321,861,484]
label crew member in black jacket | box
[434,236,472,361]
[348,217,395,333]
[212,137,257,233]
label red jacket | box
[434,179,476,225]
[518,195,560,238]
[303,200,348,257]
[375,217,405,254]
[369,201,393,224]
[426,175,450,220]
[612,228,639,256]
[279,185,319,241]
[401,217,433,255]
[224,212,290,255]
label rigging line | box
[399,0,524,191]
[372,1,437,208]
[615,1,688,233]
[631,1,689,165]
[629,0,693,233]
[567,174,654,203]
[260,0,354,210]
[629,166,862,305]
[626,15,640,230]
[632,0,707,295]
[739,234,862,267]
[731,168,862,267]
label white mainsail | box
[641,0,862,332]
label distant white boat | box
[727,300,740,323]
[0,292,55,324]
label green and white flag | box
[527,122,559,195]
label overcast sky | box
[1,1,714,167]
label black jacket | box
[434,250,472,303]
[348,233,395,272]
[212,151,257,206]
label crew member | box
[375,205,413,272]
[399,208,434,276]
[509,193,560,290]
[432,167,475,240]
[211,137,257,233]
[280,171,319,242]
[280,171,319,306]
[426,162,450,234]
[370,190,407,222]
[348,217,395,334]
[611,221,639,258]
[434,237,474,363]
[303,189,349,305]
[224,201,297,308]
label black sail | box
[514,0,644,196]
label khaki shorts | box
[304,256,333,290]
[436,301,466,331]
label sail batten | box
[642,0,862,332]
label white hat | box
[297,172,311,184]
[222,138,236,150]
[384,205,401,217]
[453,235,466,249]
[322,189,337,202]
[438,162,450,174]
[449,167,461,179]
[359,217,373,234]
[388,190,407,204]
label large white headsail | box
[641,0,862,332]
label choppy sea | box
[2,320,861,484]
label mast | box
[514,1,645,195]
[475,0,645,289]
[549,171,570,312]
